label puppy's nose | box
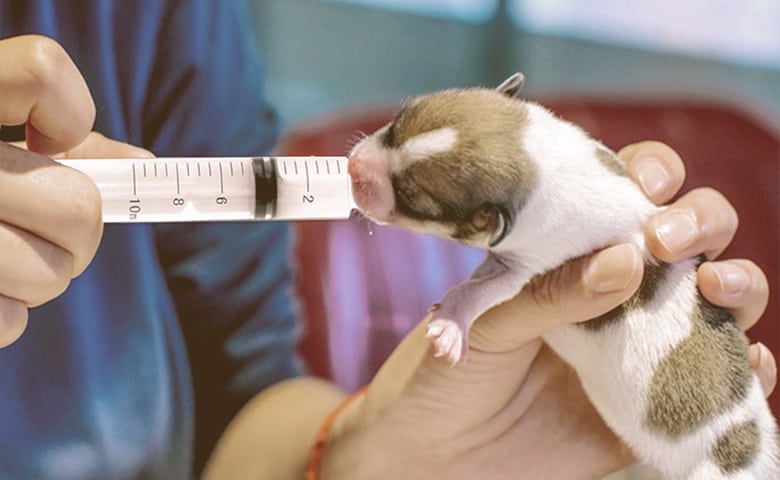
[347,146,363,179]
[347,140,376,181]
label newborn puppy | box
[348,73,779,479]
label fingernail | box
[635,157,669,199]
[752,343,777,395]
[585,244,639,293]
[712,262,751,295]
[749,342,764,368]
[654,210,698,253]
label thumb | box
[469,243,645,354]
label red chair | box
[279,98,780,413]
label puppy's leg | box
[426,253,531,365]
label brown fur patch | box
[387,89,538,245]
[712,420,760,473]
[595,146,628,176]
[644,298,753,439]
[386,89,528,149]
[578,261,669,332]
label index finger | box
[618,141,686,204]
[0,35,95,155]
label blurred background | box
[248,0,780,127]
[245,0,780,430]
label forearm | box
[201,376,346,480]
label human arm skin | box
[202,142,774,480]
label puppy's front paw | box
[425,318,466,365]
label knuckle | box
[22,242,75,307]
[695,187,739,233]
[0,222,78,309]
[17,35,96,143]
[54,170,103,276]
[61,169,103,233]
[29,271,73,308]
[694,186,732,212]
[21,35,70,89]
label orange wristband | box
[305,385,369,480]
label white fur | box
[501,103,656,254]
[401,127,458,163]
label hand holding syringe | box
[56,156,355,222]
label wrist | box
[310,386,389,480]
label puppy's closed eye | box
[472,203,510,246]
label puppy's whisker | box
[345,131,368,153]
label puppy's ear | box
[496,72,525,99]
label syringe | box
[56,156,355,222]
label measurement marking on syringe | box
[186,163,191,176]
[326,161,331,174]
[229,161,234,176]
[132,164,138,196]
[175,163,181,195]
[283,161,288,175]
[293,161,299,175]
[143,163,147,177]
[240,162,245,176]
[165,163,169,177]
[154,163,158,177]
[336,160,341,174]
[197,163,202,176]
[218,162,225,193]
[208,163,213,176]
[305,162,311,192]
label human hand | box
[319,141,774,479]
[0,35,151,347]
